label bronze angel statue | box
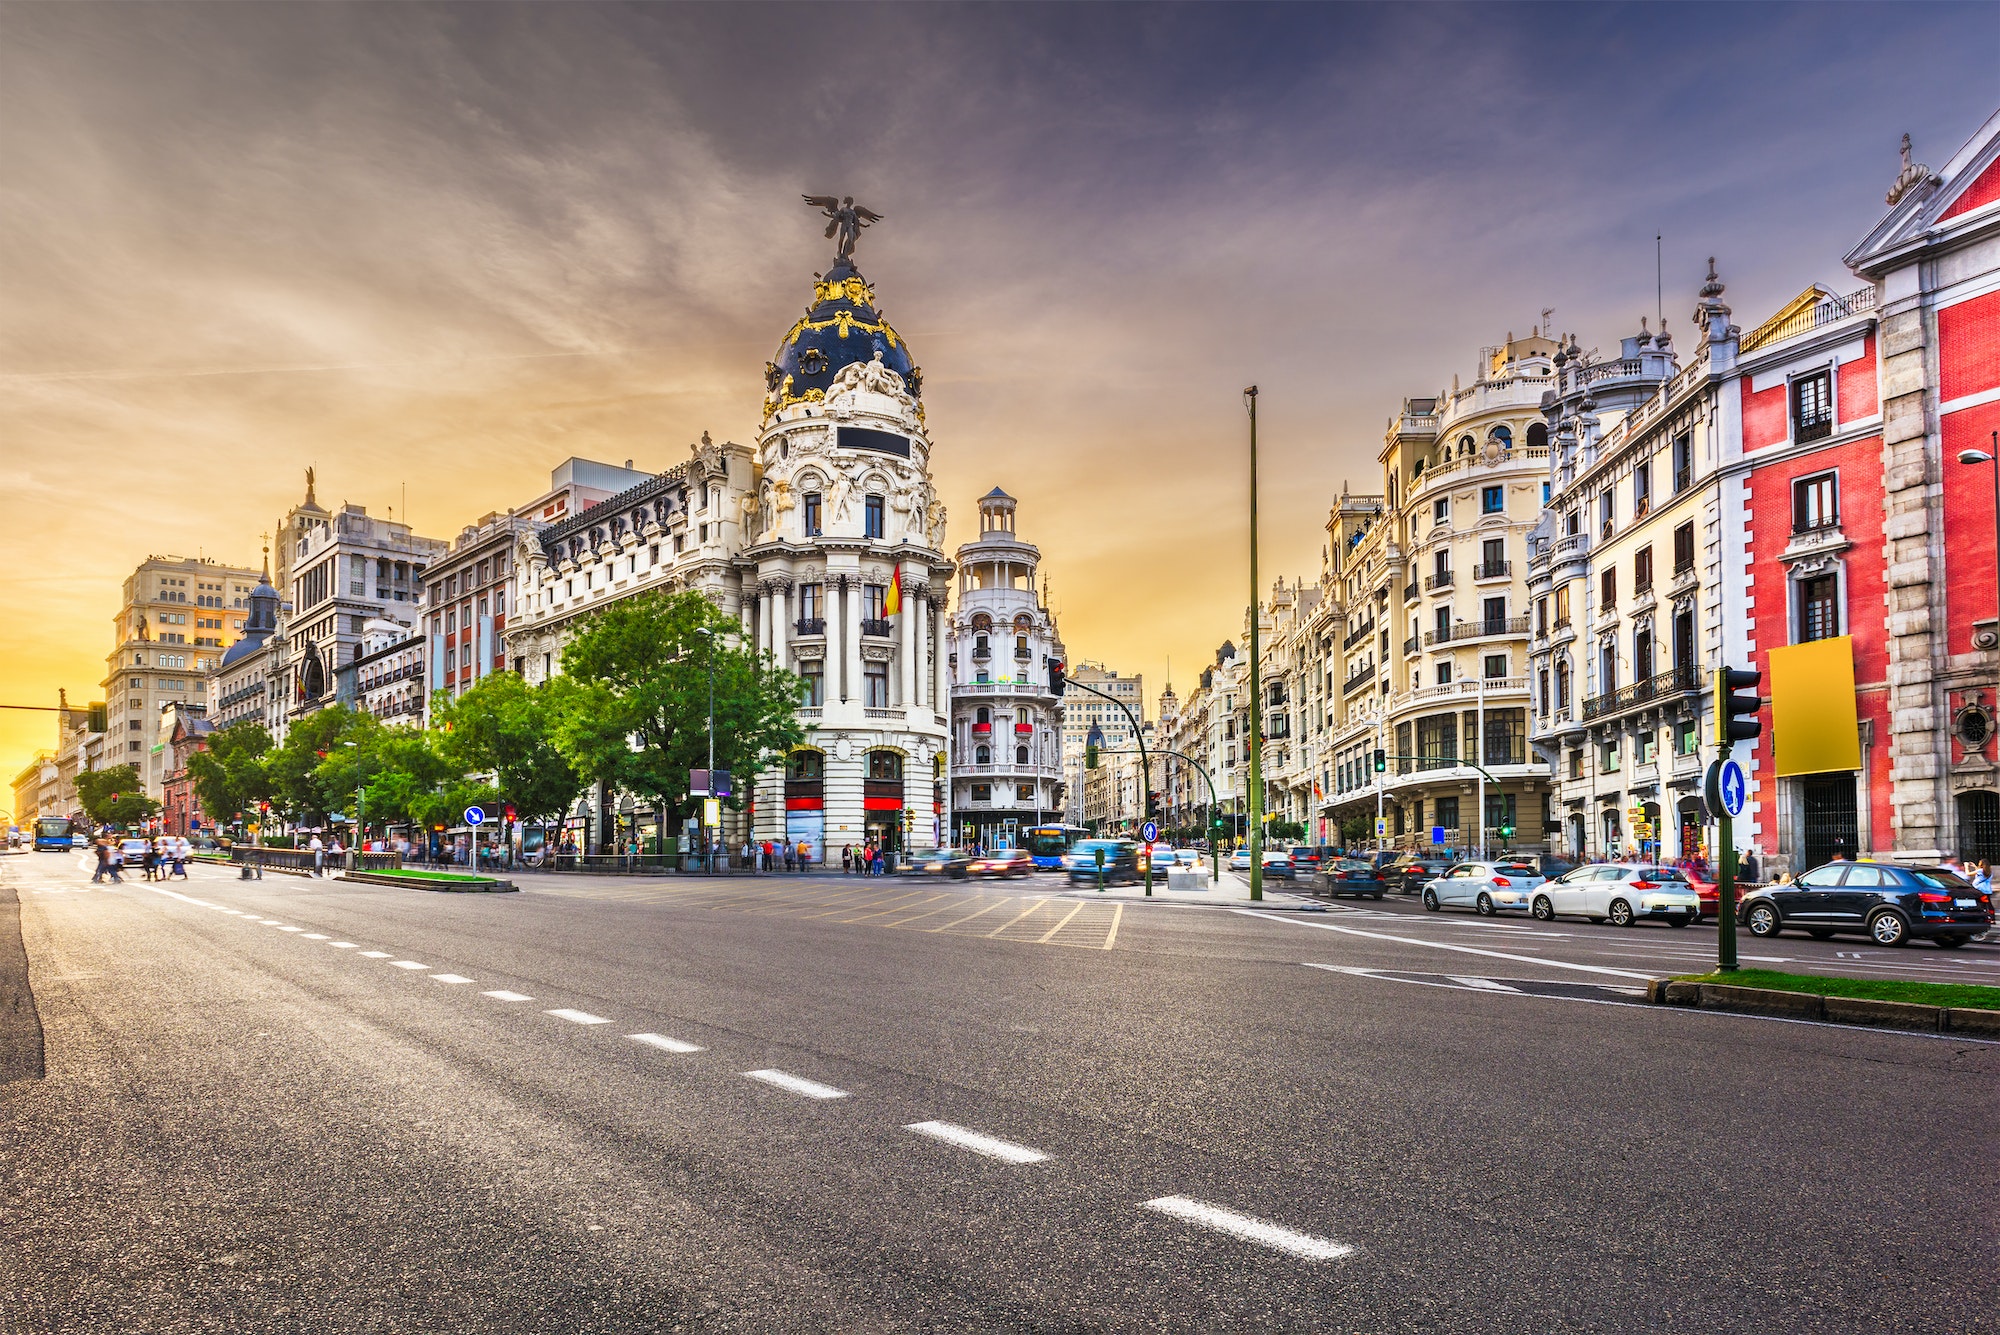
[803,194,882,263]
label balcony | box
[1580,663,1701,723]
[1425,616,1530,647]
[860,618,893,637]
[1342,668,1375,696]
[1551,532,1590,576]
[1405,675,1528,705]
[794,617,825,636]
[1473,560,1513,581]
[1402,635,1420,657]
[1403,582,1418,602]
[1013,648,1032,661]
[971,646,992,660]
[1342,618,1376,651]
[1424,570,1454,591]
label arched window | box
[866,750,903,781]
[1015,745,1030,765]
[787,749,825,780]
[1490,425,1513,452]
[976,745,991,765]
[975,706,990,724]
[1526,422,1548,450]
[1459,434,1475,456]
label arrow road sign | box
[1718,759,1747,818]
[1141,820,1159,843]
[464,806,486,826]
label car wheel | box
[1666,914,1692,928]
[1475,892,1496,917]
[1868,910,1909,947]
[1807,929,1835,940]
[1370,893,1384,901]
[1607,898,1634,928]
[1531,896,1555,921]
[1423,889,1440,912]
[1934,934,1970,950]
[1745,903,1782,938]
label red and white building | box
[1724,111,2000,868]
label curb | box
[1646,978,2000,1036]
[336,871,518,894]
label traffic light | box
[1047,658,1066,695]
[1372,748,1386,773]
[1716,665,1763,748]
[1085,743,1098,770]
[1146,791,1160,818]
[87,703,107,732]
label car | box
[1259,849,1297,880]
[1740,861,1993,948]
[1287,846,1324,874]
[915,847,971,879]
[1505,852,1579,881]
[1319,858,1386,899]
[1383,855,1453,896]
[1067,839,1140,885]
[1227,847,1253,873]
[1531,863,1700,927]
[1420,860,1547,915]
[967,848,1033,879]
[1137,846,1182,877]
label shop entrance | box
[864,749,905,853]
[1798,773,1858,871]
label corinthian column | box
[900,585,920,711]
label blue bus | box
[1021,824,1089,871]
[34,816,77,852]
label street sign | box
[464,806,486,826]
[703,798,721,828]
[1375,816,1388,838]
[690,768,709,797]
[1705,758,1748,818]
[1430,826,1445,845]
[1140,820,1159,843]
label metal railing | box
[1425,616,1530,646]
[1580,663,1701,722]
[1403,582,1418,602]
[1791,514,1842,538]
[1740,285,1877,353]
[794,617,825,635]
[1402,635,1420,656]
[1474,560,1513,580]
[1424,570,1454,591]
[1342,619,1376,650]
[860,618,893,637]
[1342,669,1375,696]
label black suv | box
[1383,856,1453,896]
[1740,861,1993,947]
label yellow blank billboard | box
[1769,636,1861,777]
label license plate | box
[1651,905,1671,913]
[1956,898,1977,908]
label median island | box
[337,867,517,893]
[1654,966,2000,1035]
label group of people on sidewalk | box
[842,843,894,876]
[89,835,191,883]
[743,839,815,873]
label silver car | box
[1531,863,1700,927]
[1421,861,1547,916]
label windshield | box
[1023,827,1083,857]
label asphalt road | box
[3,852,1995,1332]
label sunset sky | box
[4,2,1996,795]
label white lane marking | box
[1447,975,1519,991]
[1234,910,1657,980]
[389,960,430,970]
[482,990,535,1002]
[743,1068,848,1100]
[430,974,474,984]
[277,925,304,932]
[904,1120,1048,1164]
[360,951,391,958]
[628,1033,703,1053]
[222,909,245,915]
[1141,1196,1354,1261]
[302,933,330,940]
[545,1008,611,1025]
[329,942,360,949]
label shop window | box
[867,750,903,781]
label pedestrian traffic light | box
[1047,658,1066,695]
[1716,665,1763,747]
[1372,748,1386,773]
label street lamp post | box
[697,626,717,874]
[1958,434,2000,773]
[1244,385,1264,903]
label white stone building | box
[945,488,1066,848]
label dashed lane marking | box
[276,925,304,932]
[430,974,474,985]
[329,942,359,949]
[743,1068,848,1100]
[1235,910,1658,981]
[302,933,330,940]
[360,951,391,958]
[545,1008,611,1026]
[904,1121,1048,1164]
[482,990,535,1002]
[1141,1196,1354,1262]
[389,960,430,970]
[628,1033,704,1053]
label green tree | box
[186,722,274,827]
[264,706,365,824]
[75,764,160,829]
[311,714,456,836]
[434,672,585,833]
[553,590,804,832]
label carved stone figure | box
[925,500,947,547]
[831,475,855,524]
[802,194,883,263]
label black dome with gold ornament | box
[765,258,921,420]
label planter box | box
[337,871,517,893]
[1166,869,1210,892]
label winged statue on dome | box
[803,194,882,263]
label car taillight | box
[1918,892,1952,906]
[1491,876,1510,887]
[1630,880,1657,891]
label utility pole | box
[1245,385,1264,903]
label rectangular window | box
[1481,485,1503,515]
[864,662,890,707]
[1484,653,1507,679]
[1599,491,1615,537]
[971,782,991,803]
[1677,718,1699,756]
[1480,537,1504,576]
[1569,749,1583,779]
[803,492,823,536]
[1672,432,1693,493]
[1601,740,1620,772]
[1792,370,1833,442]
[445,646,457,672]
[801,661,824,706]
[1799,574,1840,643]
[1541,482,1551,505]
[1633,462,1651,517]
[1016,783,1036,802]
[864,584,888,620]
[1434,606,1450,638]
[1536,598,1548,635]
[1633,546,1653,593]
[1434,498,1449,525]
[864,494,885,539]
[445,610,456,634]
[1637,729,1657,764]
[1600,568,1617,609]
[1434,796,1459,831]
[1673,521,1695,573]
[1482,595,1505,630]
[1436,661,1453,685]
[1537,668,1550,713]
[799,583,822,621]
[1792,472,1838,533]
[648,544,659,565]
[1554,585,1570,627]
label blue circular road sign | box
[1717,760,1747,818]
[464,806,486,826]
[1141,820,1159,843]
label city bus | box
[34,816,78,852]
[1021,824,1089,871]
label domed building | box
[209,554,283,732]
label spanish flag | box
[884,563,902,617]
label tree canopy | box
[75,764,160,829]
[186,721,273,823]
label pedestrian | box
[309,833,325,876]
[741,840,755,873]
[798,840,811,871]
[91,838,109,883]
[842,844,852,874]
[1972,859,1992,894]
[1739,847,1760,885]
[174,835,191,879]
[106,841,125,883]
[1830,845,1850,863]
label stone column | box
[845,577,863,704]
[901,586,920,711]
[774,581,791,669]
[932,596,949,720]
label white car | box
[1227,848,1253,873]
[1531,863,1700,927]
[1421,861,1546,915]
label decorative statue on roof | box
[803,194,883,263]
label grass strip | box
[1674,967,2000,1012]
[363,869,496,884]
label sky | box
[4,1,1997,795]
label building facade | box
[158,702,214,835]
[336,617,428,726]
[945,488,1066,849]
[209,560,283,734]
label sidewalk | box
[1055,870,1325,909]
